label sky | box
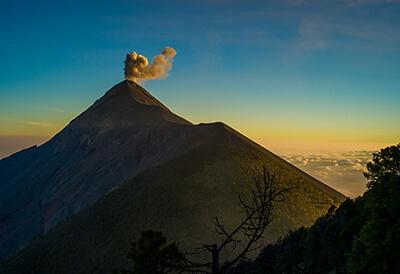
[0,0,399,196]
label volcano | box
[0,81,345,273]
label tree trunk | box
[211,244,219,274]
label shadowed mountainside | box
[0,81,345,272]
[0,81,194,261]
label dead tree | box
[181,165,289,274]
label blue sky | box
[0,0,399,155]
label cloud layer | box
[124,47,177,83]
[282,150,374,197]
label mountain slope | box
[1,126,345,273]
[0,81,345,272]
[0,81,193,261]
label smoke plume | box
[124,47,177,83]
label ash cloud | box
[124,47,177,83]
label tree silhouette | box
[347,143,400,273]
[364,143,400,188]
[114,230,185,274]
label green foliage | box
[114,230,184,274]
[364,143,400,188]
[346,144,400,273]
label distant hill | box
[0,81,345,273]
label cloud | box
[297,15,330,51]
[106,1,400,54]
[345,0,400,5]
[294,12,400,53]
[282,150,374,197]
[124,47,177,83]
[47,107,75,115]
[284,0,400,6]
[17,120,54,127]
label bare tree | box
[180,165,289,274]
